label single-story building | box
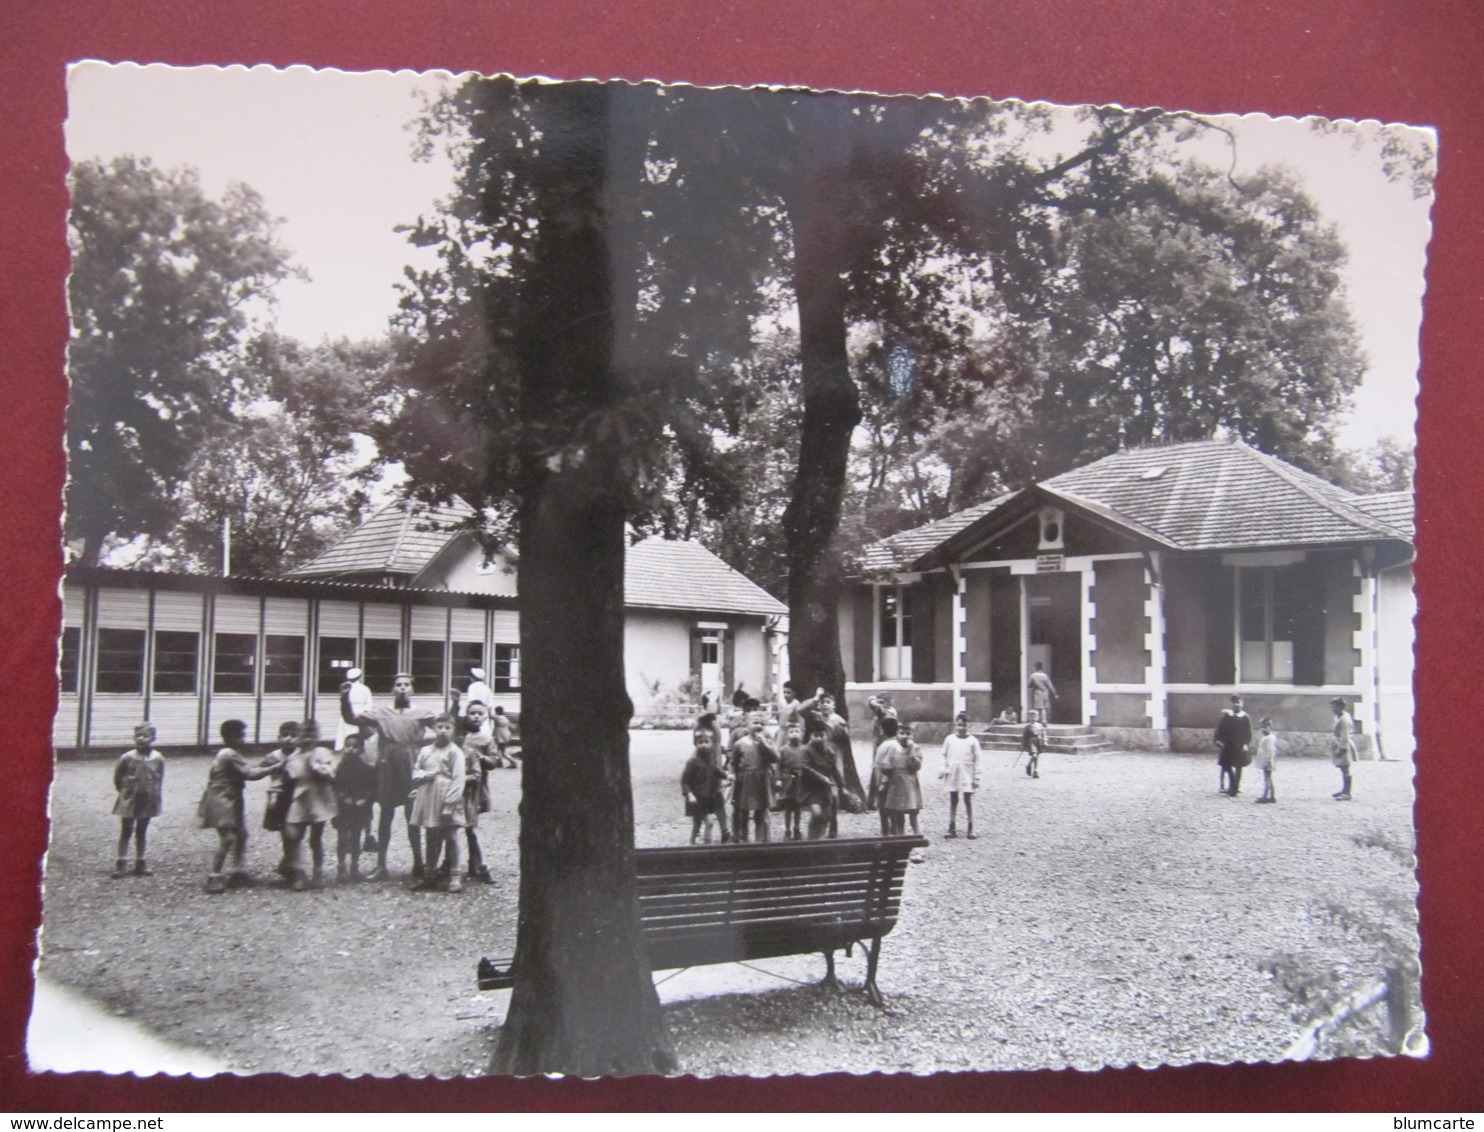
[56,500,787,750]
[839,439,1414,757]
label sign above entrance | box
[1036,554,1066,573]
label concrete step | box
[978,724,1114,755]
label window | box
[152,630,199,694]
[878,587,913,681]
[318,636,358,694]
[60,627,80,694]
[95,628,146,694]
[363,638,400,694]
[411,639,446,695]
[494,643,521,693]
[214,633,257,695]
[450,640,484,684]
[262,635,305,695]
[1237,566,1302,683]
[700,637,720,666]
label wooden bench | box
[477,835,928,1007]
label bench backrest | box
[633,836,927,970]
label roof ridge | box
[1243,447,1409,540]
[385,500,417,572]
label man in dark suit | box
[1214,694,1254,796]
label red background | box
[2,0,1480,1112]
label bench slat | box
[638,883,906,921]
[637,862,900,894]
[635,836,925,874]
[638,870,903,903]
[638,859,909,889]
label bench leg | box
[821,949,839,989]
[864,936,885,1008]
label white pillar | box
[951,566,967,717]
[1018,576,1029,721]
[870,583,881,683]
[1144,552,1168,731]
[1080,563,1097,726]
[1352,558,1381,757]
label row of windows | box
[61,627,521,697]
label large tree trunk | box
[781,98,865,796]
[490,81,675,1077]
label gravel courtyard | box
[34,734,1422,1077]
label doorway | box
[1024,572,1082,724]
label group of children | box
[678,687,993,846]
[108,670,518,895]
[1213,694,1360,805]
[680,686,855,845]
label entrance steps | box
[978,723,1114,755]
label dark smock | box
[1214,710,1253,769]
[797,738,843,809]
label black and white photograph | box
[30,61,1433,1079]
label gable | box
[960,508,1145,563]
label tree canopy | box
[66,157,297,564]
[146,335,395,575]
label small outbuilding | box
[839,439,1414,757]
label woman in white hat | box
[335,667,374,750]
[461,666,496,714]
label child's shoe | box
[966,829,979,840]
[362,833,379,853]
[288,870,309,892]
[445,878,464,894]
[945,827,958,838]
[110,859,128,879]
[133,859,152,876]
[204,873,226,894]
[473,865,494,884]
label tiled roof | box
[1042,441,1411,550]
[287,500,784,618]
[1348,491,1414,538]
[624,538,787,618]
[855,439,1413,572]
[286,497,478,579]
[853,497,1012,574]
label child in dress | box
[409,714,468,892]
[112,723,165,878]
[874,716,923,836]
[1330,697,1357,801]
[893,723,925,836]
[776,721,808,840]
[1254,717,1279,804]
[332,731,378,881]
[728,708,779,842]
[198,718,276,892]
[1022,710,1047,779]
[940,713,982,839]
[456,701,499,884]
[799,715,845,840]
[280,720,338,891]
[681,727,730,844]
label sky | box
[64,62,1435,450]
